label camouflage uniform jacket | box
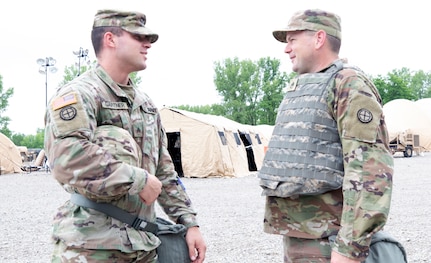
[44,65,198,252]
[262,60,394,261]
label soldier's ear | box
[314,30,326,49]
[104,32,117,48]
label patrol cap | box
[93,9,158,43]
[92,125,142,167]
[273,9,341,43]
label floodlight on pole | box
[73,47,89,76]
[37,57,57,107]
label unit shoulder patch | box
[357,108,373,123]
[59,106,78,121]
[50,91,90,136]
[342,92,381,143]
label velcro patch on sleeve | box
[342,92,381,143]
[50,92,91,136]
[52,93,78,110]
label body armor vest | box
[258,60,344,197]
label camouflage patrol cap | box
[93,9,158,43]
[273,9,341,43]
[92,125,142,167]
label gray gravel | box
[1,152,430,263]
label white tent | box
[415,98,431,120]
[159,108,271,178]
[0,132,22,174]
[383,99,431,151]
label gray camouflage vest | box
[258,60,344,197]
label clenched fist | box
[139,173,162,205]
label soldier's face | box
[284,30,316,74]
[116,31,152,72]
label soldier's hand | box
[331,251,361,263]
[139,174,162,205]
[186,226,207,263]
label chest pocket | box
[131,111,144,145]
[141,106,157,139]
[99,101,132,131]
[140,106,159,167]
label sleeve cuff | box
[126,164,148,195]
[331,234,371,261]
[177,214,199,228]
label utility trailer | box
[389,132,421,157]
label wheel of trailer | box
[403,146,413,158]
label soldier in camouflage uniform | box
[258,9,393,263]
[44,9,206,263]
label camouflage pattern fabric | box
[92,125,142,167]
[273,9,341,43]
[44,65,197,253]
[52,240,158,263]
[262,59,394,262]
[283,236,331,263]
[259,61,345,197]
[93,9,158,43]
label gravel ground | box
[1,152,430,263]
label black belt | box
[70,193,158,234]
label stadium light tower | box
[73,47,89,76]
[37,57,57,107]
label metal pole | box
[37,56,56,109]
[74,47,89,76]
[78,55,81,76]
[45,58,48,107]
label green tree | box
[0,75,14,137]
[373,68,415,104]
[373,75,391,104]
[58,60,96,87]
[10,129,44,148]
[214,57,254,124]
[59,60,142,87]
[10,132,25,146]
[7,126,44,147]
[172,104,226,116]
[410,70,431,100]
[213,57,288,125]
[256,58,291,124]
[175,64,431,126]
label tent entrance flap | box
[167,132,184,177]
[239,132,257,172]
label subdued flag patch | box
[52,93,78,110]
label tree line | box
[1,57,430,148]
[175,57,431,125]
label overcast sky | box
[0,0,429,134]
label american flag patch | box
[52,93,78,110]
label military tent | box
[415,98,431,120]
[0,132,22,175]
[159,108,271,178]
[383,99,431,151]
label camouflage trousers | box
[52,241,158,263]
[283,236,331,263]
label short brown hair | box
[91,27,123,56]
